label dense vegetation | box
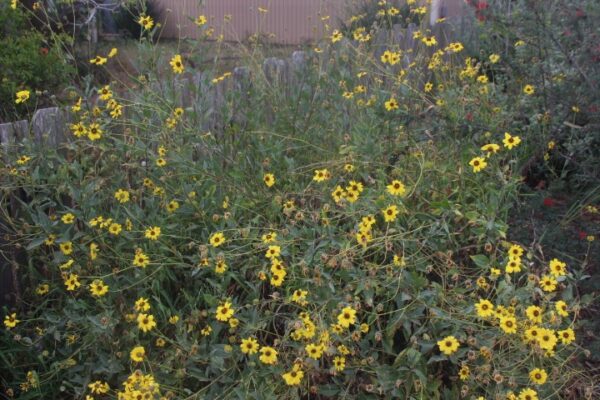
[1,0,598,399]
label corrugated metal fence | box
[154,0,345,44]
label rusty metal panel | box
[154,0,345,44]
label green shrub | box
[459,0,600,191]
[0,4,74,122]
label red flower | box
[475,1,489,11]
[543,197,556,207]
[575,8,586,18]
[39,47,48,56]
[578,230,587,240]
[466,112,473,121]
[467,0,489,22]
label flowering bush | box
[1,1,597,399]
[461,0,600,190]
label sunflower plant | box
[0,1,596,399]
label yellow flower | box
[291,290,308,306]
[263,173,275,187]
[16,155,31,165]
[337,306,357,328]
[330,29,343,43]
[499,316,518,334]
[4,313,19,329]
[508,244,524,259]
[282,365,304,385]
[133,249,150,268]
[469,157,487,173]
[36,284,50,295]
[458,365,470,380]
[330,185,345,203]
[503,132,521,150]
[548,258,567,277]
[90,55,107,65]
[557,328,575,345]
[89,279,109,297]
[555,300,569,317]
[518,388,538,400]
[356,230,372,247]
[170,54,184,74]
[60,259,74,270]
[523,85,535,95]
[89,243,98,260]
[134,297,151,312]
[475,299,494,318]
[537,328,557,350]
[489,54,500,63]
[169,315,179,324]
[98,85,112,101]
[333,356,345,371]
[200,325,212,336]
[529,368,547,385]
[437,335,460,356]
[265,245,281,259]
[259,346,278,364]
[61,213,75,224]
[387,180,406,196]
[88,381,110,394]
[305,343,324,359]
[166,200,179,213]
[195,15,207,26]
[270,272,285,287]
[505,258,522,273]
[525,305,543,323]
[108,223,122,235]
[136,313,157,332]
[59,241,73,255]
[261,231,277,243]
[393,254,406,267]
[382,205,399,222]
[481,143,500,155]
[346,180,363,195]
[114,189,130,204]
[228,317,239,328]
[138,15,154,30]
[215,301,234,321]
[15,90,30,104]
[87,123,102,141]
[107,47,118,58]
[210,232,226,247]
[130,346,145,363]
[144,226,161,241]
[313,169,330,182]
[384,97,399,111]
[64,273,81,291]
[539,275,557,292]
[215,259,227,274]
[422,36,437,47]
